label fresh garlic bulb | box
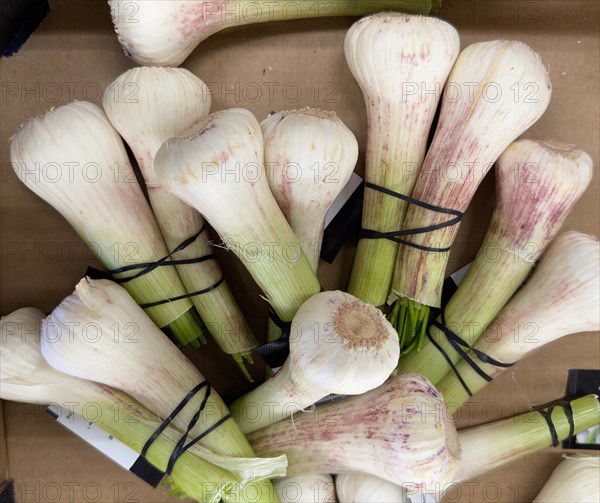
[248,374,461,492]
[336,474,408,503]
[1,307,285,502]
[274,474,336,503]
[398,138,593,385]
[10,101,203,347]
[390,40,552,309]
[155,107,320,322]
[262,108,358,271]
[231,291,400,433]
[40,277,280,503]
[533,455,600,503]
[453,395,600,484]
[109,1,435,67]
[103,66,211,184]
[103,67,257,367]
[344,12,460,306]
[439,231,600,411]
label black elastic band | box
[536,401,575,447]
[111,225,210,282]
[139,277,225,309]
[359,182,463,252]
[99,225,226,308]
[428,309,516,397]
[140,381,232,476]
[268,307,293,335]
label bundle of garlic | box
[230,291,399,433]
[103,67,257,377]
[155,108,320,324]
[248,374,461,492]
[438,231,600,412]
[388,40,552,344]
[344,12,460,307]
[109,0,438,67]
[453,395,600,484]
[274,474,336,503]
[262,108,358,272]
[0,308,286,503]
[10,101,205,348]
[40,278,281,503]
[336,474,408,503]
[533,455,600,503]
[397,139,593,375]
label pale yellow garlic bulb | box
[262,108,358,270]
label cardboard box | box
[0,1,598,502]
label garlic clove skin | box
[491,138,593,253]
[262,108,359,271]
[103,66,211,184]
[274,474,336,503]
[336,473,408,503]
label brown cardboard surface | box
[0,1,598,502]
[0,400,8,483]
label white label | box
[450,262,472,286]
[324,172,363,228]
[47,405,139,470]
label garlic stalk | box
[248,374,461,491]
[103,67,257,376]
[397,139,593,376]
[438,231,600,412]
[453,395,600,484]
[261,108,358,272]
[231,291,399,433]
[344,12,460,306]
[336,474,408,503]
[1,308,286,503]
[10,101,205,348]
[274,475,336,503]
[155,108,320,323]
[389,40,552,342]
[40,278,281,503]
[533,455,600,503]
[109,1,439,67]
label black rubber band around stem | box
[359,182,464,253]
